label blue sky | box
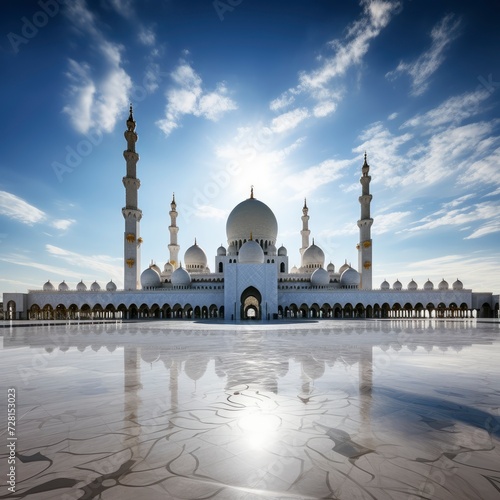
[1,0,499,296]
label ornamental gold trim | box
[363,261,372,269]
[137,237,143,244]
[126,258,135,268]
[363,241,371,248]
[126,233,135,243]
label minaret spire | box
[357,153,373,290]
[122,104,142,290]
[300,198,311,268]
[168,192,180,269]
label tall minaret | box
[357,153,373,290]
[168,193,180,269]
[122,104,142,290]
[300,198,310,267]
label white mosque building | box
[3,107,499,320]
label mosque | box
[3,108,499,320]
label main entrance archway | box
[241,286,262,320]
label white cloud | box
[138,26,156,46]
[406,200,499,237]
[402,89,491,130]
[271,108,309,133]
[0,191,46,225]
[388,112,398,120]
[193,205,227,220]
[458,147,500,188]
[269,93,296,112]
[386,14,462,95]
[372,211,411,235]
[465,220,500,240]
[52,219,76,231]
[270,0,400,123]
[63,0,132,134]
[284,158,353,198]
[156,61,237,137]
[46,244,122,283]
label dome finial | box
[194,237,197,245]
[249,231,253,241]
[312,237,315,245]
[129,102,133,120]
[250,185,254,199]
[303,197,308,209]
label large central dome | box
[226,196,278,245]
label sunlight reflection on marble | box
[0,319,499,499]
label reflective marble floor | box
[1,319,499,499]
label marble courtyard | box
[1,319,500,499]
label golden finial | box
[250,185,254,199]
[250,232,253,240]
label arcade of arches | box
[19,300,499,320]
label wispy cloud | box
[386,13,462,96]
[406,200,499,238]
[156,60,237,136]
[0,191,46,225]
[63,0,132,134]
[270,108,309,133]
[46,244,122,283]
[138,25,156,46]
[270,0,400,119]
[52,219,76,231]
[284,158,353,198]
[402,89,491,130]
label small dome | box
[239,240,265,264]
[141,267,161,289]
[424,279,434,291]
[217,244,226,256]
[106,280,117,292]
[43,280,54,291]
[327,262,335,273]
[291,265,299,274]
[150,263,161,274]
[408,279,418,291]
[184,240,208,271]
[438,279,449,291]
[58,281,69,291]
[453,278,463,291]
[278,245,287,256]
[341,267,360,287]
[171,265,191,286]
[90,281,101,291]
[267,243,277,256]
[311,267,330,286]
[227,242,237,256]
[381,280,390,290]
[76,280,87,291]
[338,260,350,275]
[163,262,174,274]
[302,241,325,269]
[393,279,402,291]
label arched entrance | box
[241,286,262,320]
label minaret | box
[122,104,142,290]
[300,198,310,267]
[168,193,180,269]
[357,153,373,290]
